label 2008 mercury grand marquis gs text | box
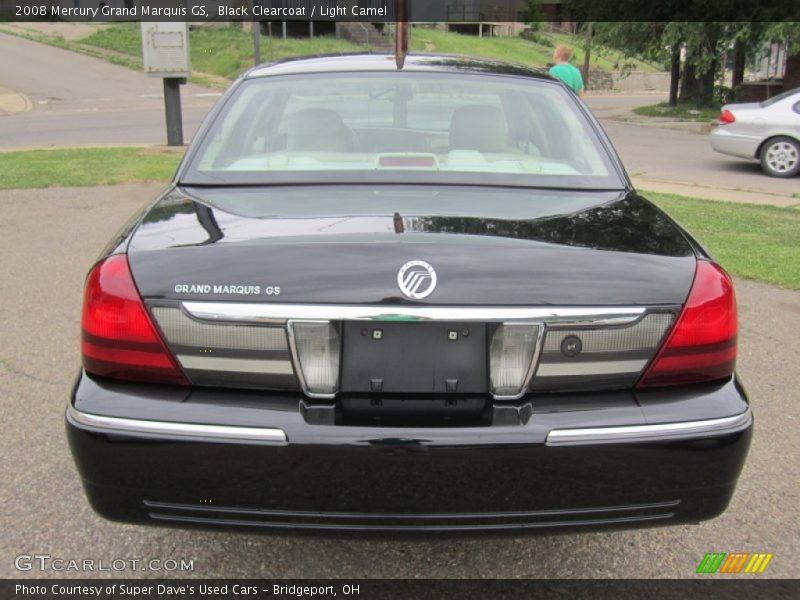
[67,54,752,534]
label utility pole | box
[250,0,260,66]
[253,21,261,65]
[395,0,408,69]
[267,21,274,62]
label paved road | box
[0,32,219,146]
[1,32,798,197]
[0,183,798,579]
[602,119,800,199]
[587,93,800,199]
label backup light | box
[288,321,341,398]
[81,254,188,385]
[489,323,542,399]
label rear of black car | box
[67,55,751,533]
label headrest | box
[450,104,509,153]
[285,108,352,152]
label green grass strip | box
[0,147,182,189]
[647,191,800,289]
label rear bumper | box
[67,372,752,534]
[709,128,761,159]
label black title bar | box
[1,0,799,22]
[3,579,798,600]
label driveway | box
[0,32,220,147]
[0,184,797,579]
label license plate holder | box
[340,321,487,394]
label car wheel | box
[760,136,800,177]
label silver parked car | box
[710,87,800,177]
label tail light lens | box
[718,109,736,124]
[638,261,737,388]
[81,254,188,385]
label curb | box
[633,176,798,208]
[612,116,714,135]
[0,143,187,153]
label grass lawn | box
[80,24,362,81]
[410,28,660,72]
[0,147,182,189]
[0,24,142,72]
[3,23,661,84]
[647,192,800,290]
[633,103,722,122]
[83,25,659,80]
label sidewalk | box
[613,114,715,135]
[0,22,106,41]
[632,176,800,208]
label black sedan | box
[68,54,751,534]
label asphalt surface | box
[1,31,798,199]
[0,32,220,146]
[0,183,798,579]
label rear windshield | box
[761,87,799,107]
[182,72,624,189]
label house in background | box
[738,41,800,101]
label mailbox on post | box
[141,23,190,146]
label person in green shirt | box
[548,44,585,97]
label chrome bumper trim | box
[176,355,295,376]
[182,302,647,328]
[545,409,752,446]
[536,359,648,377]
[66,405,287,444]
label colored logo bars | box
[696,553,774,574]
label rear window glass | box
[184,72,623,190]
[761,87,800,107]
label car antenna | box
[395,0,408,70]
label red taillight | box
[81,254,188,385]
[718,109,736,124]
[637,261,737,388]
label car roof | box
[245,53,557,83]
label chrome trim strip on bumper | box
[545,409,752,446]
[182,302,647,328]
[67,405,750,448]
[536,359,649,377]
[66,405,287,444]
[177,355,295,375]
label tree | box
[591,22,675,99]
[592,22,762,107]
[519,0,544,31]
[668,45,681,106]
[666,22,725,106]
[564,0,800,103]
